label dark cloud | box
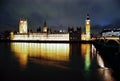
[115,0,120,7]
[0,0,120,32]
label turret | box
[19,18,28,34]
[42,19,48,33]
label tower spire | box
[86,14,90,20]
[43,19,47,27]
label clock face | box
[86,21,89,24]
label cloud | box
[0,0,120,31]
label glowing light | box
[98,68,115,81]
[99,37,119,40]
[43,26,47,32]
[97,53,105,68]
[85,44,91,70]
[81,44,86,57]
[85,16,91,40]
[19,19,28,33]
[86,21,89,24]
[81,15,91,41]
[10,32,14,40]
[81,44,91,71]
[11,43,28,69]
[91,44,96,59]
[10,43,70,69]
[12,33,69,41]
[86,34,90,41]
[81,33,86,40]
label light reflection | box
[91,44,97,59]
[98,68,115,81]
[11,43,28,69]
[81,44,115,81]
[81,44,106,71]
[81,44,91,71]
[91,44,105,68]
[92,45,115,81]
[97,53,105,68]
[11,43,69,69]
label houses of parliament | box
[10,14,91,41]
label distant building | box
[101,29,120,37]
[68,27,81,41]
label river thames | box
[0,42,119,81]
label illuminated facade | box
[10,18,70,41]
[81,32,86,40]
[101,29,120,37]
[85,14,91,40]
[13,33,69,41]
[10,17,83,41]
[19,18,28,33]
[81,14,91,41]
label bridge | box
[96,37,120,44]
[94,37,120,52]
[94,36,120,54]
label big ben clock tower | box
[85,14,91,40]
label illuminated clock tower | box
[19,18,28,33]
[85,14,91,40]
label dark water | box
[0,42,118,81]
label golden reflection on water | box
[81,44,91,71]
[11,43,28,69]
[98,68,115,81]
[81,44,106,71]
[11,43,69,68]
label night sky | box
[0,0,120,32]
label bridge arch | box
[106,39,120,44]
[98,39,106,43]
[105,39,120,47]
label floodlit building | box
[101,29,120,37]
[19,18,28,33]
[81,14,91,41]
[85,14,91,40]
[11,18,70,41]
[10,15,95,41]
